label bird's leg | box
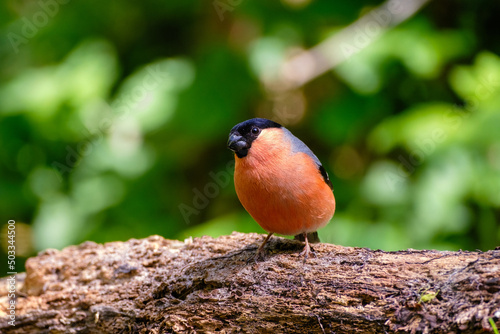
[248,232,274,262]
[256,232,274,258]
[299,232,317,262]
[300,232,310,262]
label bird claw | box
[299,243,316,263]
[246,249,266,263]
[246,233,273,263]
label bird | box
[227,118,335,261]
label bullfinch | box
[227,118,335,261]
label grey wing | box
[283,128,333,190]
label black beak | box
[227,133,249,157]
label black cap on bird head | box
[227,118,282,158]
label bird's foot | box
[247,232,274,263]
[299,238,317,263]
[246,248,267,263]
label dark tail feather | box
[294,231,320,244]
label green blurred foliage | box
[1,0,499,273]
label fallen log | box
[0,232,499,333]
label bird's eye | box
[251,127,260,135]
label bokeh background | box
[1,0,500,273]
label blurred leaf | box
[369,102,458,154]
[0,39,118,118]
[449,52,500,105]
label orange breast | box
[234,128,335,236]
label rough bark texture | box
[0,232,499,333]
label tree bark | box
[0,232,499,333]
